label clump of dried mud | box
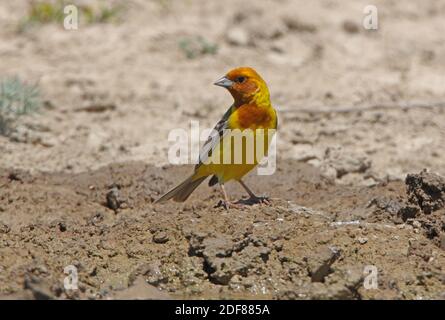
[0,160,444,300]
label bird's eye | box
[236,76,246,83]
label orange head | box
[214,67,270,106]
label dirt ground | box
[0,0,444,299]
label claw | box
[247,195,271,205]
[215,200,244,210]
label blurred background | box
[0,0,444,184]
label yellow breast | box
[195,104,277,183]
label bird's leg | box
[238,179,270,205]
[218,183,242,210]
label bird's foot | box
[215,200,244,210]
[246,195,271,205]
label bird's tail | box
[154,175,207,203]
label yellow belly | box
[198,162,258,183]
[194,128,274,183]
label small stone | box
[282,15,317,33]
[226,27,250,46]
[413,221,422,229]
[357,237,368,244]
[58,221,67,232]
[153,231,169,244]
[0,222,11,234]
[342,20,360,34]
[106,186,121,211]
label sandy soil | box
[0,161,444,299]
[0,0,444,299]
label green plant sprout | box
[18,0,123,32]
[179,36,218,59]
[0,77,41,136]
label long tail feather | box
[154,175,207,203]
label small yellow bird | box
[155,67,277,208]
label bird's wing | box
[195,105,233,169]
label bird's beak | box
[214,76,234,88]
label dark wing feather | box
[195,105,233,169]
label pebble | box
[342,20,360,34]
[226,27,250,46]
[0,222,11,234]
[153,231,169,244]
[412,221,422,229]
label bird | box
[155,67,277,209]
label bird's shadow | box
[235,196,271,206]
[214,196,271,209]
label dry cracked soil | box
[0,160,444,299]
